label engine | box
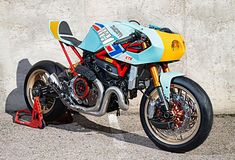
[69,76,98,107]
[48,64,100,109]
[72,77,90,99]
[83,55,129,112]
[83,53,128,95]
[48,64,129,116]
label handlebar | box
[114,33,136,45]
[114,30,146,45]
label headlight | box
[171,40,180,51]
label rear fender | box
[160,72,184,101]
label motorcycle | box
[24,19,213,153]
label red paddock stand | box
[14,96,46,129]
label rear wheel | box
[24,60,67,121]
[140,76,213,152]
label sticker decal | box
[110,25,123,38]
[93,23,114,45]
[118,53,134,63]
[104,57,113,63]
[93,23,124,57]
[125,56,133,61]
[105,44,123,57]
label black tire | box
[140,76,213,153]
[24,60,67,122]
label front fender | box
[160,72,184,101]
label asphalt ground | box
[0,108,234,160]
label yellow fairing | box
[49,21,60,40]
[156,30,186,62]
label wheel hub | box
[29,73,56,114]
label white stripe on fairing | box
[97,27,115,45]
[97,28,105,34]
[108,114,127,152]
[103,38,115,45]
[59,34,74,38]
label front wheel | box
[140,76,213,153]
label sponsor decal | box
[125,56,133,61]
[93,23,114,45]
[93,23,124,57]
[118,54,133,62]
[105,44,123,57]
[104,57,113,63]
[110,25,123,38]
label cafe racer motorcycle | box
[24,20,213,152]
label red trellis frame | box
[59,41,142,77]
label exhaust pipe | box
[48,73,129,116]
[86,86,129,116]
[48,73,104,112]
[48,73,63,90]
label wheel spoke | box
[146,84,201,145]
[41,104,46,113]
[185,92,187,101]
[40,73,48,84]
[26,69,56,114]
[180,131,183,140]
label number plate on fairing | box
[93,23,124,57]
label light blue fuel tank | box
[78,21,164,65]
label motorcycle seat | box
[49,21,82,47]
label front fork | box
[149,63,170,112]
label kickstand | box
[116,108,120,116]
[14,96,46,129]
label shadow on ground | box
[5,58,32,116]
[50,113,156,149]
[5,58,156,150]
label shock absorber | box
[149,64,170,111]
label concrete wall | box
[0,0,234,114]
